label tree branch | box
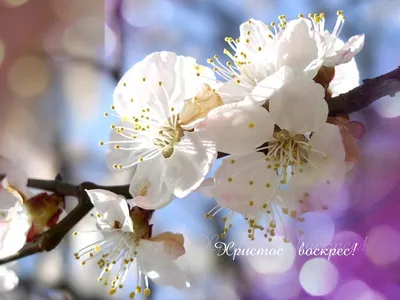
[0,66,399,265]
[328,66,400,116]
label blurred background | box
[0,0,400,299]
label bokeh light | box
[365,225,400,266]
[332,279,387,300]
[246,236,296,274]
[299,258,339,296]
[7,55,49,98]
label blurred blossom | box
[299,258,339,296]
[0,267,18,292]
[365,225,400,266]
[373,94,400,118]
[8,55,49,98]
[298,212,335,248]
[2,0,29,8]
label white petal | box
[276,19,318,76]
[237,19,276,62]
[163,130,217,198]
[137,239,188,289]
[130,155,174,209]
[269,78,328,134]
[85,189,133,232]
[288,124,346,210]
[324,34,365,66]
[214,153,281,217]
[246,66,294,104]
[0,206,30,257]
[202,103,274,155]
[0,267,18,292]
[114,51,205,120]
[217,78,252,104]
[149,232,185,260]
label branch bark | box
[328,66,400,116]
[0,66,399,265]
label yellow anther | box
[298,13,304,18]
[142,77,146,82]
[95,245,101,252]
[236,79,241,84]
[282,208,289,214]
[207,58,214,63]
[270,21,275,26]
[114,145,120,149]
[99,141,104,146]
[72,231,78,236]
[248,122,255,129]
[319,12,325,19]
[258,46,262,51]
[129,292,136,299]
[158,81,162,86]
[123,82,127,87]
[135,286,142,293]
[249,201,254,206]
[110,105,115,110]
[246,30,251,35]
[103,112,109,117]
[109,288,117,295]
[265,183,271,188]
[230,159,235,164]
[227,177,233,182]
[249,180,254,185]
[80,261,86,266]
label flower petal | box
[330,58,360,96]
[276,19,319,77]
[288,124,347,211]
[217,78,251,104]
[149,232,185,260]
[130,155,174,210]
[202,103,274,155]
[163,130,217,198]
[137,239,188,289]
[0,156,28,197]
[214,153,281,217]
[85,189,133,232]
[246,66,293,104]
[269,78,327,134]
[325,34,365,66]
[114,51,206,120]
[0,204,30,257]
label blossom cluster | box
[0,11,366,297]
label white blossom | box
[105,51,218,210]
[210,16,322,105]
[0,156,31,292]
[200,78,346,240]
[74,190,189,298]
[308,11,365,67]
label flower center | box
[265,130,323,184]
[153,119,184,159]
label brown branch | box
[328,66,400,116]
[0,66,399,265]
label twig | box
[328,66,400,116]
